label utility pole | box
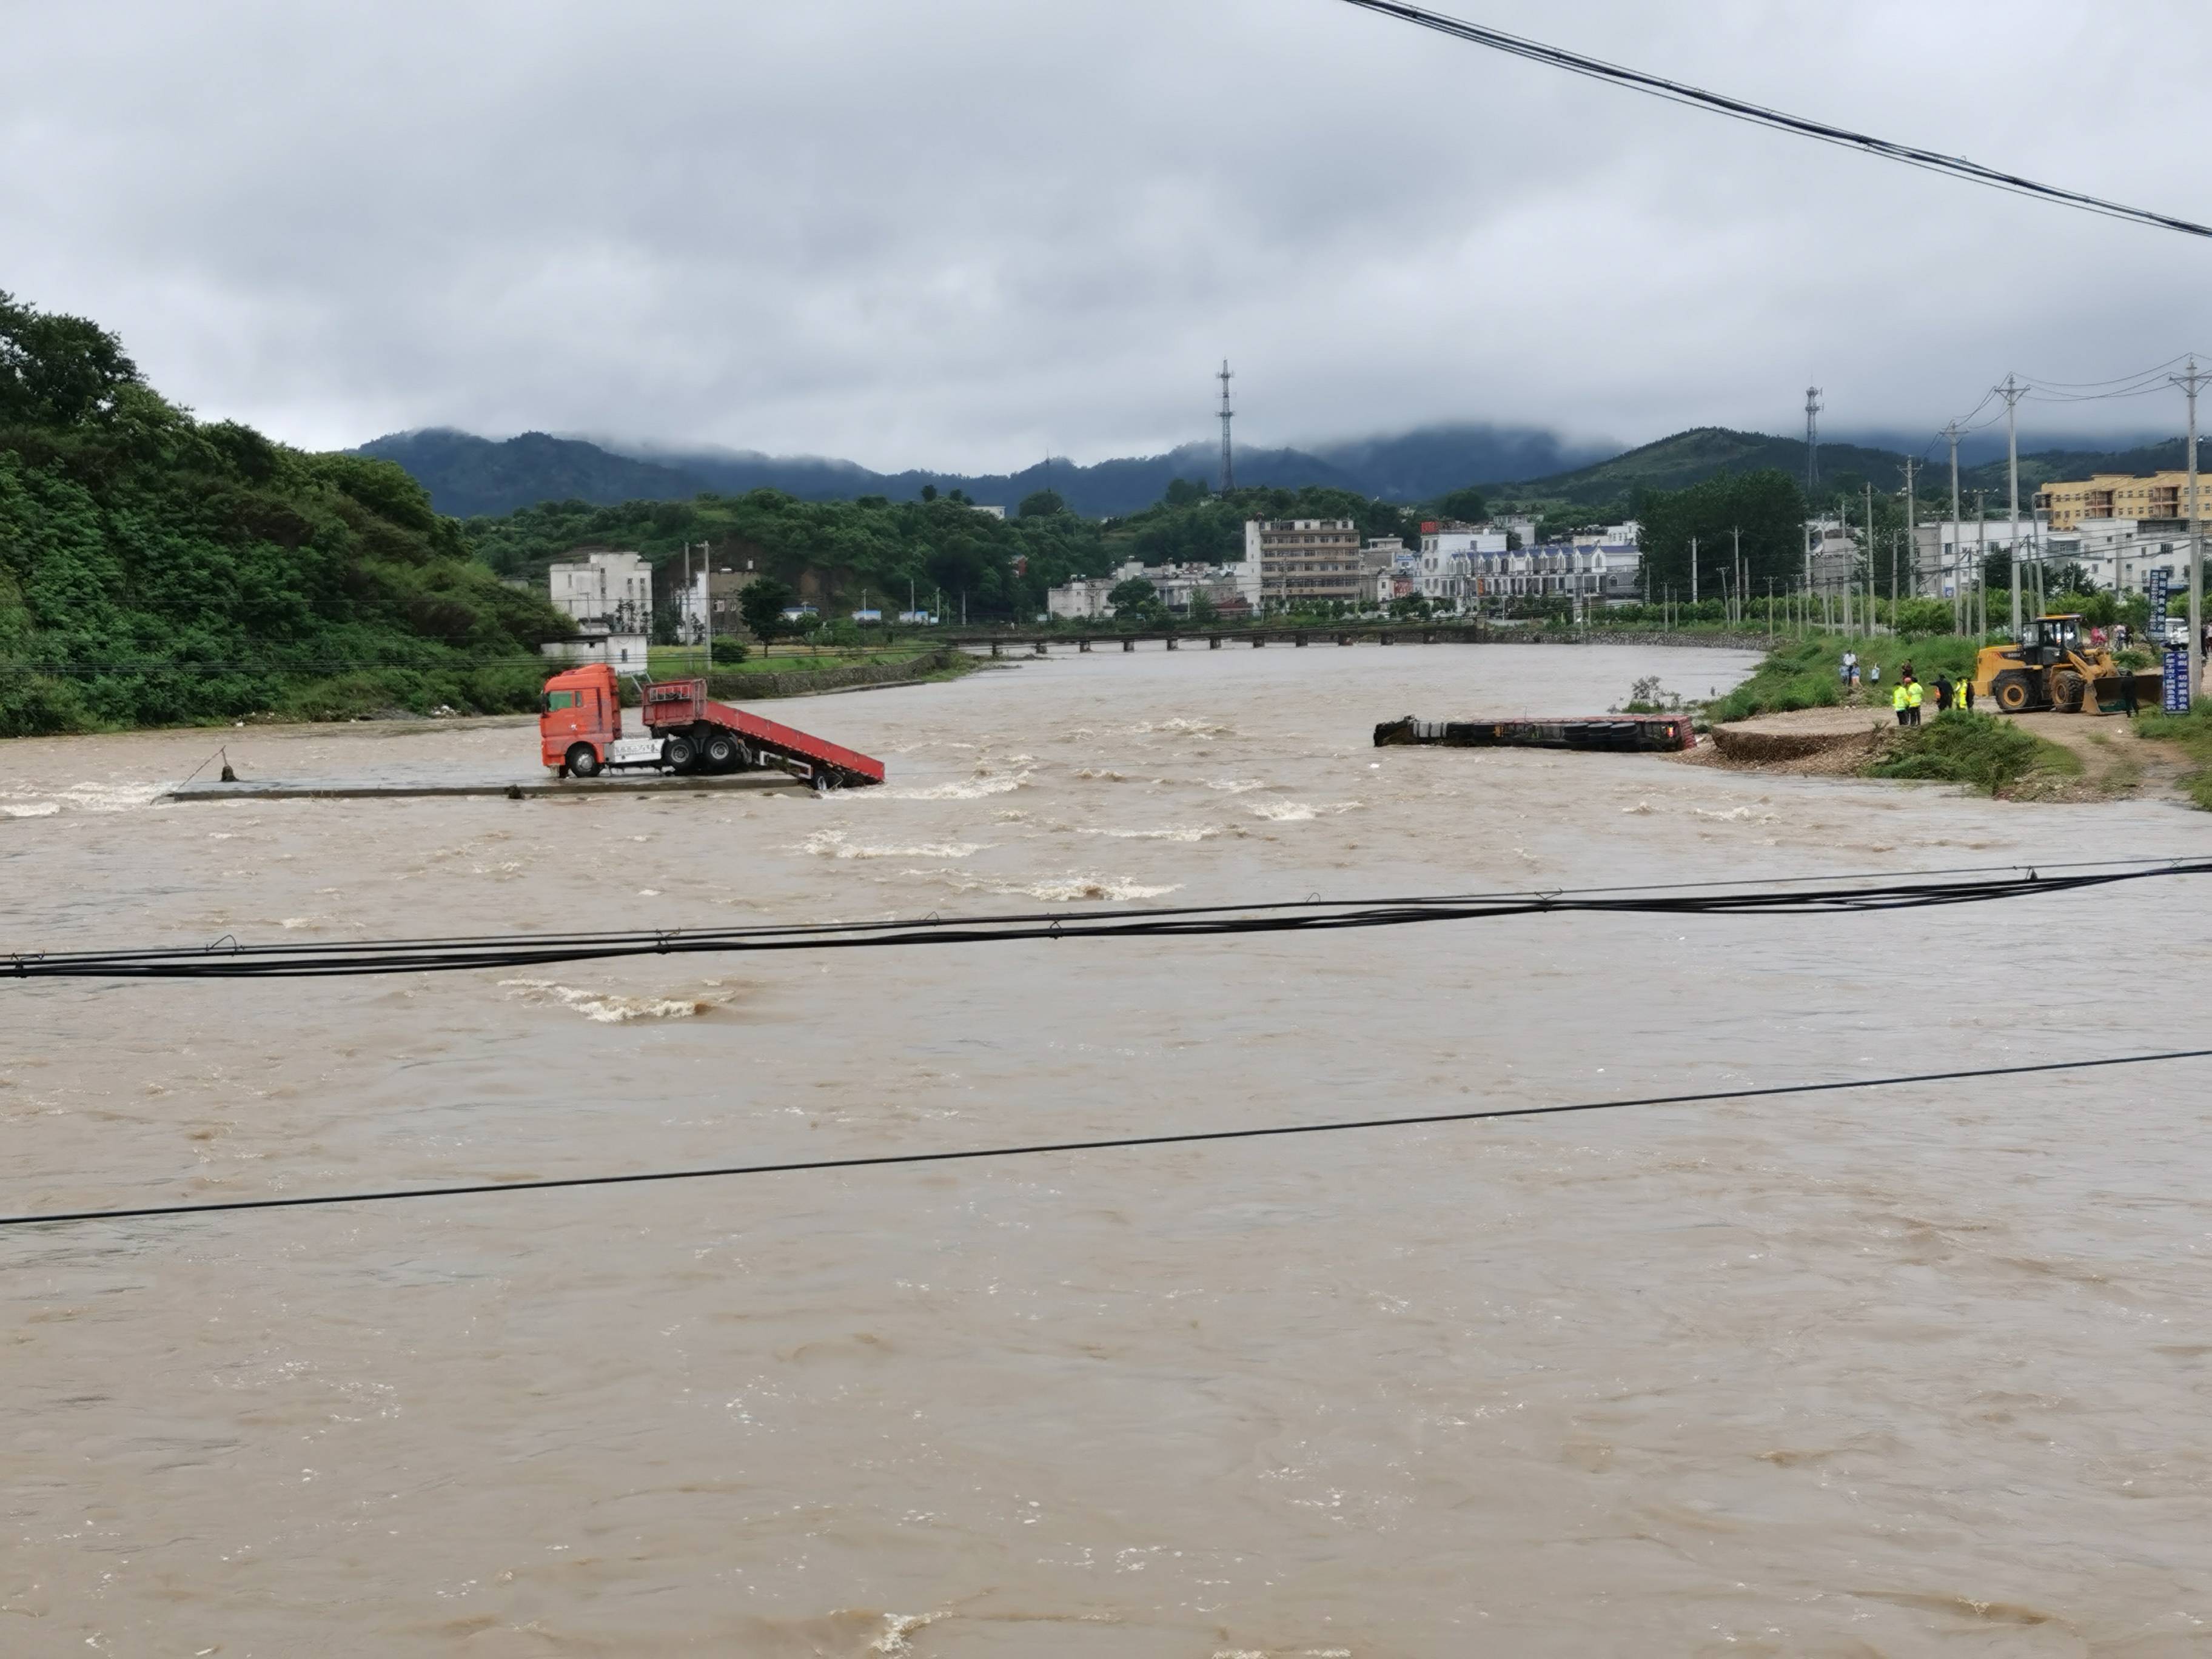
[1973,489,1989,640]
[1689,535,1698,608]
[1943,421,1963,632]
[2175,355,2207,702]
[1217,360,1236,494]
[1803,512,1815,628]
[1864,481,1875,631]
[1731,526,1742,627]
[1837,497,1849,634]
[1902,456,1917,600]
[2000,374,2025,637]
[1804,385,1823,499]
[682,540,694,665]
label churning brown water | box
[7,644,2212,1657]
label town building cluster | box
[1047,516,1645,621]
[540,545,762,666]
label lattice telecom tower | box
[1218,360,1235,494]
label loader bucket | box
[2091,671,2163,714]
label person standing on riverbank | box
[1933,672,1953,712]
[1905,672,1924,726]
[1892,680,1911,726]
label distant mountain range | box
[356,424,1612,520]
[355,423,2188,521]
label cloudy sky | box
[6,0,2208,467]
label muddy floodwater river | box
[8,643,2212,1657]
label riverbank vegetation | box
[1,291,571,736]
[2133,704,2212,809]
[1865,709,2080,796]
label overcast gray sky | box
[5,0,2208,467]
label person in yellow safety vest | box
[1891,680,1911,726]
[1905,675,1925,726]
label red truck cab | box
[540,663,625,776]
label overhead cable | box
[8,860,2207,983]
[5,1046,2206,1231]
[1333,0,2212,240]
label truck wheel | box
[1992,672,2034,712]
[703,731,740,773]
[565,743,600,778]
[2050,668,2085,712]
[664,734,698,772]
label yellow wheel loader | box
[1970,614,2162,715]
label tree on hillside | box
[1019,489,1067,518]
[0,290,142,427]
[1162,477,1208,508]
[0,292,569,734]
[1434,486,1488,523]
[1636,469,1808,600]
[739,577,799,642]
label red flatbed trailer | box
[640,678,885,787]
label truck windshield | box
[544,691,577,711]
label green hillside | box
[1,292,572,735]
[1496,426,1913,508]
[1495,425,2194,516]
[1956,438,2193,498]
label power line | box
[11,860,2207,983]
[6,1045,2205,1232]
[1333,0,2212,240]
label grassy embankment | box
[1707,633,1982,721]
[1866,710,2082,796]
[2133,705,2212,809]
[1708,634,2082,797]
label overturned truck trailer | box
[1374,714,1696,753]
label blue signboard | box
[2164,646,2191,713]
[2150,569,2170,629]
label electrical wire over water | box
[4,1047,2205,1232]
[7,857,2208,982]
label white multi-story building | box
[1416,521,1509,605]
[1908,518,2033,598]
[1047,577,1119,620]
[2025,517,2191,597]
[549,549,653,631]
[1240,518,1362,610]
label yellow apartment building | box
[2034,471,2205,531]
